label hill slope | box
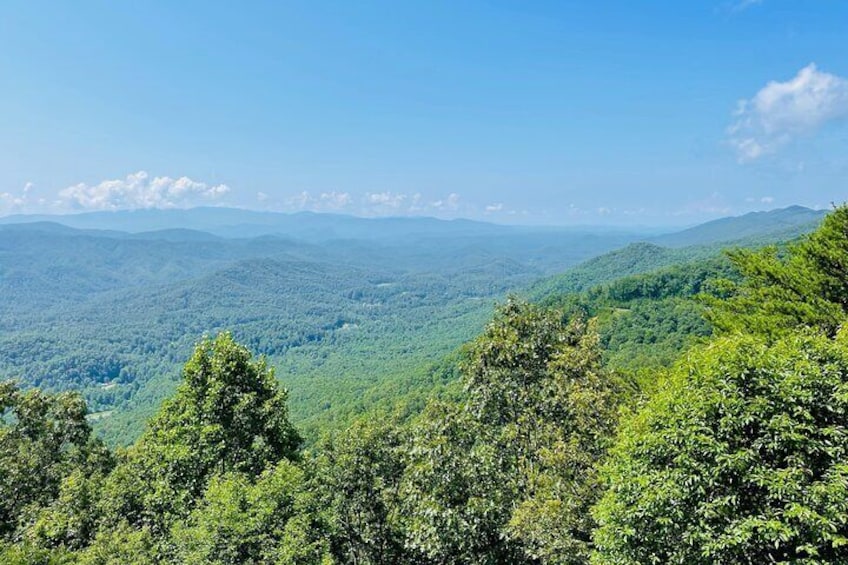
[0,206,823,444]
[648,205,824,248]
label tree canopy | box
[707,205,848,338]
[593,331,848,564]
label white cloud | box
[0,192,23,207]
[760,196,774,204]
[728,63,848,162]
[286,191,312,210]
[431,193,461,211]
[269,189,472,218]
[407,193,425,212]
[282,190,353,212]
[366,191,407,209]
[319,191,352,210]
[59,171,230,211]
[484,203,504,213]
[0,181,41,214]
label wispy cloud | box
[728,63,848,162]
[319,191,353,210]
[59,171,230,211]
[366,191,408,209]
[276,189,467,217]
[430,193,461,211]
[0,181,46,214]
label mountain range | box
[0,205,826,443]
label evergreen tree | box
[707,205,848,338]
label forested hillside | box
[0,206,822,445]
[0,216,643,445]
[2,205,847,564]
[527,206,822,301]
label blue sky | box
[1,0,846,225]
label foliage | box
[76,522,157,565]
[145,332,301,477]
[0,206,820,447]
[400,299,624,564]
[171,462,331,565]
[0,226,556,447]
[0,206,841,563]
[541,256,736,375]
[313,417,410,565]
[0,382,111,543]
[707,205,848,339]
[593,331,848,564]
[98,333,301,543]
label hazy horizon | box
[0,202,827,232]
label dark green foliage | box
[146,332,301,477]
[314,417,410,565]
[76,521,157,565]
[0,222,595,447]
[1,333,319,564]
[540,257,736,375]
[27,470,107,551]
[593,331,848,564]
[0,206,821,448]
[530,242,697,301]
[0,205,843,563]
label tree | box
[171,461,332,565]
[706,205,848,338]
[592,331,848,564]
[314,416,410,565]
[76,521,157,565]
[100,332,302,538]
[0,381,111,542]
[400,299,625,564]
[26,469,106,551]
[146,331,302,478]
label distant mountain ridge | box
[528,205,826,301]
[648,205,825,248]
[0,204,825,245]
[0,207,523,241]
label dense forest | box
[0,215,640,446]
[0,207,823,447]
[3,205,847,563]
